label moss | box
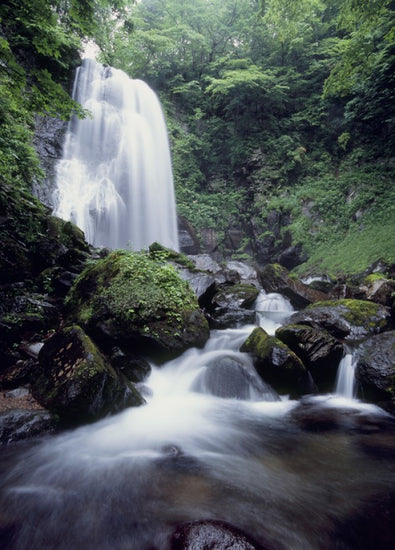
[66,249,209,352]
[364,272,387,285]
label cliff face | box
[33,115,68,208]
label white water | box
[255,291,294,334]
[335,352,357,398]
[52,59,179,251]
[0,298,393,550]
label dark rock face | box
[277,244,308,270]
[0,409,58,444]
[33,115,68,208]
[240,327,314,398]
[259,264,328,308]
[289,299,392,343]
[32,325,144,424]
[210,283,259,329]
[170,520,268,550]
[365,278,395,307]
[355,331,395,414]
[178,216,201,255]
[275,324,344,391]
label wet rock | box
[212,284,260,310]
[209,283,259,329]
[32,325,144,424]
[290,299,392,343]
[65,250,209,355]
[277,244,307,270]
[171,520,268,550]
[110,347,151,383]
[355,331,395,414]
[178,269,216,307]
[289,395,395,434]
[275,324,344,391]
[191,355,279,401]
[365,278,395,307]
[240,327,313,398]
[259,264,328,308]
[0,409,58,443]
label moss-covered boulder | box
[66,250,209,355]
[355,331,395,414]
[32,325,143,424]
[240,327,313,398]
[275,324,344,391]
[289,299,392,343]
[259,263,328,309]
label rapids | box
[0,294,394,550]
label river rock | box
[209,283,259,328]
[289,299,392,343]
[0,409,58,444]
[355,331,395,414]
[191,355,279,401]
[259,263,328,308]
[275,324,344,391]
[65,250,210,355]
[171,520,268,550]
[240,327,313,397]
[32,325,144,424]
[365,278,395,307]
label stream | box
[0,294,394,549]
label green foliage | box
[67,249,199,329]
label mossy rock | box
[212,283,260,309]
[275,324,344,391]
[290,299,392,343]
[66,249,209,355]
[240,327,313,398]
[32,325,143,425]
[259,263,328,308]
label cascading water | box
[335,352,357,398]
[1,293,393,550]
[52,59,179,251]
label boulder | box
[259,264,328,308]
[240,327,313,397]
[275,324,344,391]
[355,331,395,414]
[0,409,58,444]
[210,283,260,329]
[32,325,144,424]
[177,216,201,255]
[365,278,395,307]
[65,250,210,355]
[171,520,268,550]
[289,299,392,343]
[191,355,279,401]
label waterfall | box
[335,352,357,398]
[52,59,179,251]
[255,291,294,334]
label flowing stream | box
[52,59,179,251]
[0,294,394,550]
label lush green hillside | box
[98,0,394,276]
[0,0,394,278]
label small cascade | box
[254,291,294,334]
[335,352,357,398]
[53,59,179,251]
